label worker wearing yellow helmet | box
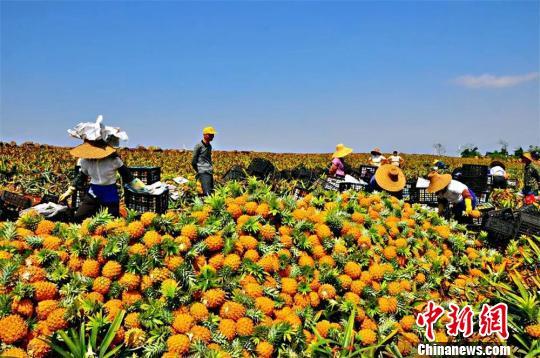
[192,126,217,195]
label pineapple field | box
[0,143,538,357]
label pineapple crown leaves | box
[231,290,255,308]
[242,216,262,234]
[125,208,140,223]
[88,208,114,232]
[46,261,70,283]
[36,248,60,268]
[139,299,174,330]
[25,235,44,248]
[0,260,20,286]
[239,260,266,283]
[124,253,151,276]
[0,294,13,318]
[174,262,197,290]
[10,281,35,300]
[0,221,18,240]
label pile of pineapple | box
[0,179,538,357]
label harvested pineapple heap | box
[0,179,536,357]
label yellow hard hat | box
[203,126,217,135]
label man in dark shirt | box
[192,126,216,196]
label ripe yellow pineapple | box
[36,300,58,320]
[190,325,212,342]
[27,337,51,358]
[119,272,141,290]
[127,221,145,239]
[189,302,209,322]
[202,288,226,308]
[0,314,28,344]
[219,318,236,340]
[223,254,241,270]
[12,298,34,317]
[33,281,58,301]
[0,347,28,358]
[124,312,141,329]
[236,317,254,336]
[124,328,146,348]
[260,224,276,240]
[167,334,190,354]
[143,230,162,248]
[378,296,398,313]
[140,212,157,227]
[318,284,336,300]
[181,224,198,241]
[205,235,224,251]
[359,328,377,345]
[81,259,100,278]
[256,341,274,358]
[219,301,246,320]
[46,308,68,332]
[102,260,122,279]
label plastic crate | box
[124,186,169,214]
[358,165,378,183]
[293,187,311,200]
[129,167,161,185]
[482,209,516,247]
[515,208,540,239]
[223,165,246,182]
[41,194,59,204]
[461,164,489,177]
[0,191,32,220]
[470,205,494,227]
[476,191,491,204]
[409,187,438,206]
[71,187,89,209]
[314,177,340,191]
[339,182,365,192]
[247,158,275,179]
[460,176,490,194]
[402,181,415,202]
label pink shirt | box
[332,158,345,177]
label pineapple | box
[219,301,246,320]
[27,337,51,358]
[181,224,198,241]
[0,314,28,343]
[33,281,58,301]
[124,328,146,348]
[172,313,194,333]
[256,341,274,358]
[102,260,122,279]
[167,334,191,354]
[218,318,236,340]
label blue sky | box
[1,1,538,154]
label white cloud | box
[452,72,539,88]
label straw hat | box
[490,161,505,170]
[427,172,452,193]
[203,126,217,135]
[333,144,353,158]
[371,147,382,155]
[522,152,539,163]
[374,164,406,192]
[70,140,116,159]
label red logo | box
[417,301,509,341]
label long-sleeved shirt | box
[192,140,213,174]
[523,163,540,194]
[73,155,133,187]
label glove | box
[463,198,473,216]
[129,178,146,192]
[59,186,75,202]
